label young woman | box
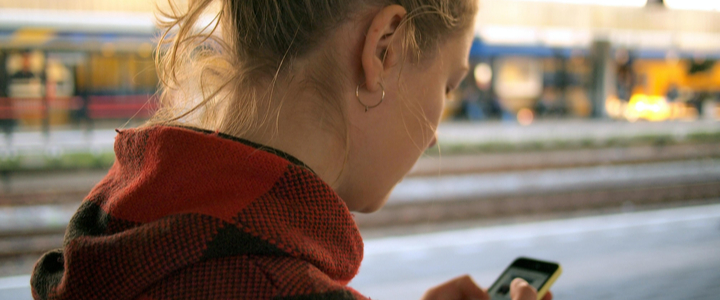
[31,1,552,299]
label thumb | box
[422,275,489,300]
[510,278,537,300]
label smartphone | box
[486,257,562,300]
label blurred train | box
[447,40,720,123]
[2,9,720,132]
[0,9,158,131]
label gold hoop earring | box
[356,82,385,112]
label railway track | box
[355,180,720,228]
[2,179,720,267]
[410,142,720,176]
[1,150,719,276]
[3,142,719,207]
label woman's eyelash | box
[446,86,454,95]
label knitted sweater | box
[31,125,367,300]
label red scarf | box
[31,125,366,300]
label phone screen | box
[487,265,554,300]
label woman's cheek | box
[426,93,445,131]
[434,94,446,123]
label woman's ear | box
[361,5,407,93]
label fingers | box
[452,275,489,300]
[422,275,489,300]
[510,278,537,300]
[541,290,553,300]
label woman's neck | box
[227,81,350,192]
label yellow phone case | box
[536,265,562,300]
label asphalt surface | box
[1,203,719,300]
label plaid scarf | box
[31,126,366,300]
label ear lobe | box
[361,5,407,93]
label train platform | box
[435,119,720,146]
[2,119,719,158]
[352,203,720,300]
[3,203,720,300]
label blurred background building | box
[0,0,162,133]
[0,1,719,300]
[459,0,720,124]
[0,0,719,130]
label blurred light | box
[5,51,45,75]
[46,60,65,83]
[474,63,493,88]
[509,0,648,8]
[480,26,538,45]
[625,94,671,122]
[542,29,574,47]
[676,32,720,51]
[669,102,699,121]
[605,96,625,119]
[541,28,592,48]
[517,108,535,126]
[494,57,544,103]
[664,0,720,11]
[0,8,154,34]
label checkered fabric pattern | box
[30,126,367,300]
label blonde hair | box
[145,0,477,148]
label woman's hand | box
[510,278,553,300]
[421,275,553,300]
[422,275,487,300]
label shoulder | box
[138,255,368,300]
[251,256,369,300]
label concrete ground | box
[351,203,720,300]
